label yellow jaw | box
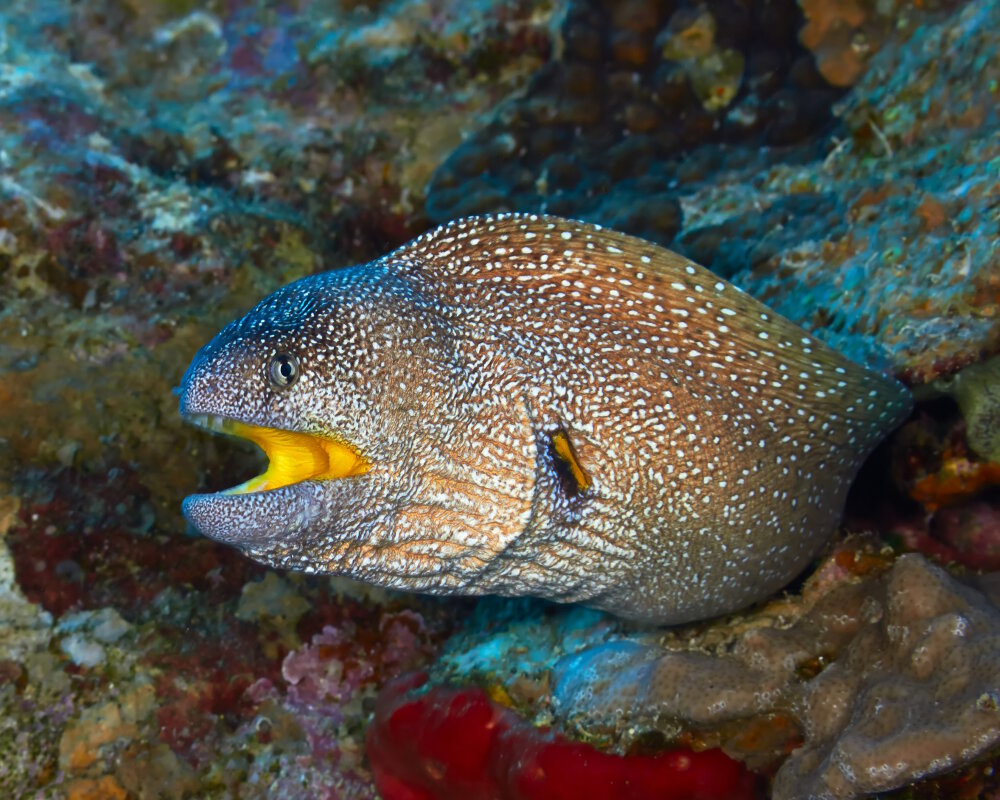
[221,420,370,494]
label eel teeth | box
[186,413,229,433]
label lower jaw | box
[182,480,329,546]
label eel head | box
[179,265,537,588]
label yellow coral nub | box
[221,420,370,494]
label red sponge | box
[367,673,759,800]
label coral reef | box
[687,0,999,381]
[658,5,746,111]
[427,0,998,383]
[932,356,1000,463]
[0,495,53,663]
[1,0,997,796]
[881,357,1000,566]
[774,555,1000,798]
[1,477,456,798]
[893,399,1000,518]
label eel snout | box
[181,412,375,549]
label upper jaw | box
[182,411,371,497]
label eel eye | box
[268,352,299,389]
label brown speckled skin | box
[181,214,911,624]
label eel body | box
[180,214,911,624]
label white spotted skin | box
[180,213,912,625]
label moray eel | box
[180,214,911,624]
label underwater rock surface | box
[429,549,1000,799]
[0,0,997,798]
[0,0,556,517]
[736,0,998,381]
[428,0,998,380]
[428,0,845,237]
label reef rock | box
[0,495,52,662]
[774,555,1000,798]
[564,553,1000,799]
[427,0,998,382]
[931,356,1000,464]
[433,551,1000,799]
[428,0,843,233]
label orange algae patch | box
[59,684,156,773]
[728,712,803,759]
[915,194,949,231]
[834,548,893,577]
[910,455,1000,512]
[59,704,139,772]
[65,776,128,800]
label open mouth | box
[188,414,371,495]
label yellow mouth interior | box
[220,420,370,495]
